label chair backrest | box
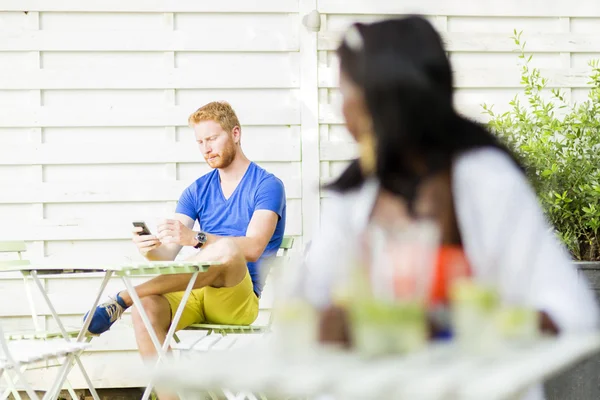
[0,241,41,334]
[0,241,27,253]
[0,241,30,269]
[279,236,294,256]
[263,236,300,327]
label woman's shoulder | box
[453,147,523,189]
[455,146,519,173]
[321,178,379,227]
[323,178,378,206]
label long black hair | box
[327,16,519,209]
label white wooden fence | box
[1,0,600,389]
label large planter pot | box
[544,261,600,400]
[575,261,600,303]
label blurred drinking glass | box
[267,249,319,360]
[349,220,440,357]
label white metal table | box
[1,260,217,400]
[151,332,600,400]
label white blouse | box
[304,147,599,400]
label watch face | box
[197,232,207,243]
[195,232,207,248]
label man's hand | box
[157,219,197,247]
[132,227,162,256]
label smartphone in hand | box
[132,221,152,236]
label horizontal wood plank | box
[0,215,302,241]
[0,142,300,164]
[0,67,299,90]
[0,30,298,52]
[319,103,489,125]
[0,106,300,127]
[319,66,594,88]
[320,141,357,162]
[0,0,298,13]
[0,179,302,203]
[0,280,147,317]
[318,0,600,17]
[319,31,600,53]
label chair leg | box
[43,353,81,400]
[64,378,79,399]
[178,389,214,400]
[221,389,259,400]
[33,355,79,400]
[3,365,40,400]
[2,369,23,400]
[222,389,241,400]
[72,352,100,400]
[44,357,79,400]
[1,368,12,399]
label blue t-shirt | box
[175,162,286,296]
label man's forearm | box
[205,234,262,262]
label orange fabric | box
[428,246,471,305]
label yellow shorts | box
[163,271,259,332]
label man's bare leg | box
[120,238,248,306]
[131,295,172,358]
[131,295,177,400]
[85,238,249,336]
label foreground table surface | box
[153,333,600,400]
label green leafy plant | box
[482,30,600,261]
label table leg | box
[121,270,199,400]
[78,271,113,341]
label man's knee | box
[214,239,247,286]
[131,295,171,329]
[187,238,247,287]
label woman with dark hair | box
[304,16,598,398]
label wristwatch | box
[194,232,208,249]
